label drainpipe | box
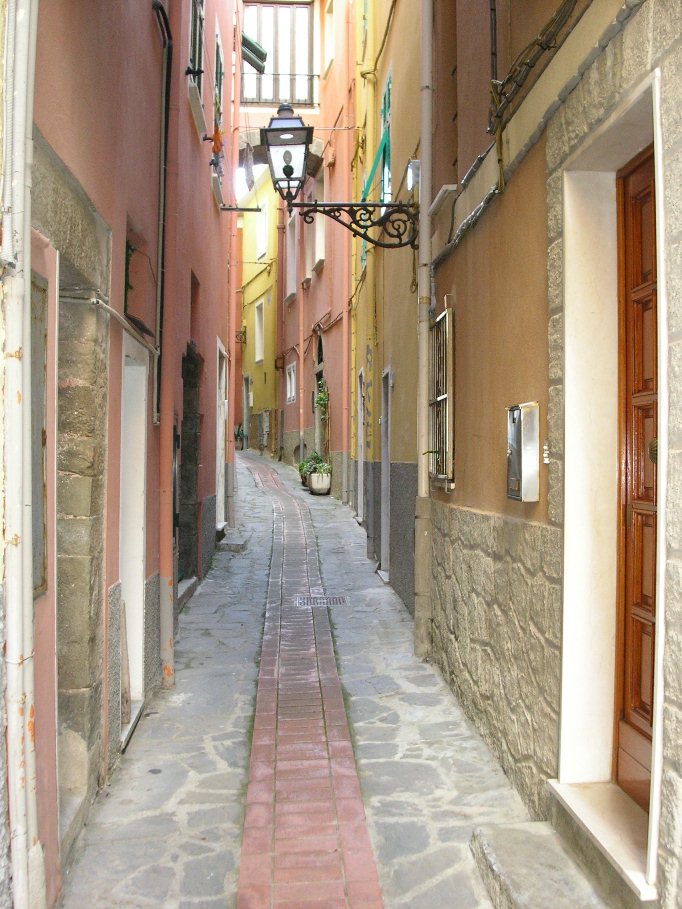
[414,0,433,659]
[2,0,47,905]
[340,0,351,503]
[297,208,305,459]
[152,0,172,425]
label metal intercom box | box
[506,402,539,502]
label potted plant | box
[308,460,331,495]
[299,451,323,487]
[234,423,244,451]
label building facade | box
[237,171,279,455]
[349,0,421,610]
[423,1,682,906]
[0,0,240,904]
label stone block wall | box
[0,586,11,908]
[106,581,121,772]
[57,298,108,804]
[201,495,216,578]
[281,428,315,468]
[430,501,562,817]
[144,572,161,695]
[390,463,416,615]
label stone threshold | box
[177,576,198,612]
[548,780,657,904]
[471,821,612,909]
[120,699,144,751]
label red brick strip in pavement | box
[236,462,384,909]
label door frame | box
[119,332,149,729]
[380,368,391,573]
[357,370,365,522]
[216,341,228,526]
[556,73,668,891]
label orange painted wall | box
[433,137,550,522]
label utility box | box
[506,402,539,502]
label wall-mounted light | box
[261,103,418,249]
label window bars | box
[429,308,454,485]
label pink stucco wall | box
[33,0,239,900]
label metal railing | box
[429,308,454,484]
[241,72,319,107]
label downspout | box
[2,0,47,905]
[414,0,433,658]
[276,204,285,460]
[152,0,172,424]
[340,0,351,503]
[226,12,242,525]
[297,208,305,459]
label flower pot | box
[308,472,331,495]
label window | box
[324,0,334,72]
[189,0,204,93]
[242,1,316,106]
[304,190,315,281]
[380,76,392,204]
[429,307,454,485]
[256,198,268,259]
[285,214,297,301]
[214,35,224,128]
[314,169,325,269]
[286,362,296,403]
[303,173,324,279]
[255,299,264,362]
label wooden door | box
[616,147,657,811]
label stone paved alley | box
[59,453,528,909]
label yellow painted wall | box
[239,171,279,419]
[351,0,421,466]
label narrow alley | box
[58,453,528,909]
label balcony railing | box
[241,72,319,107]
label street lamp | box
[260,103,314,209]
[261,103,418,250]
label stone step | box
[471,822,618,909]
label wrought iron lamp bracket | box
[289,201,419,249]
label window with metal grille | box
[429,308,454,484]
[189,0,204,93]
[214,36,224,127]
[242,1,316,106]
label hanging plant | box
[314,379,329,415]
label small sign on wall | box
[506,402,539,502]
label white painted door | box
[216,348,228,525]
[119,335,148,716]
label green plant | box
[314,379,329,413]
[234,423,244,440]
[314,461,331,476]
[301,451,324,477]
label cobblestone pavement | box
[59,452,528,909]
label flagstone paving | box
[59,452,528,909]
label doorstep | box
[548,780,658,906]
[471,821,613,909]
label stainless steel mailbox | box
[506,402,539,502]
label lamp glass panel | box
[269,144,306,182]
